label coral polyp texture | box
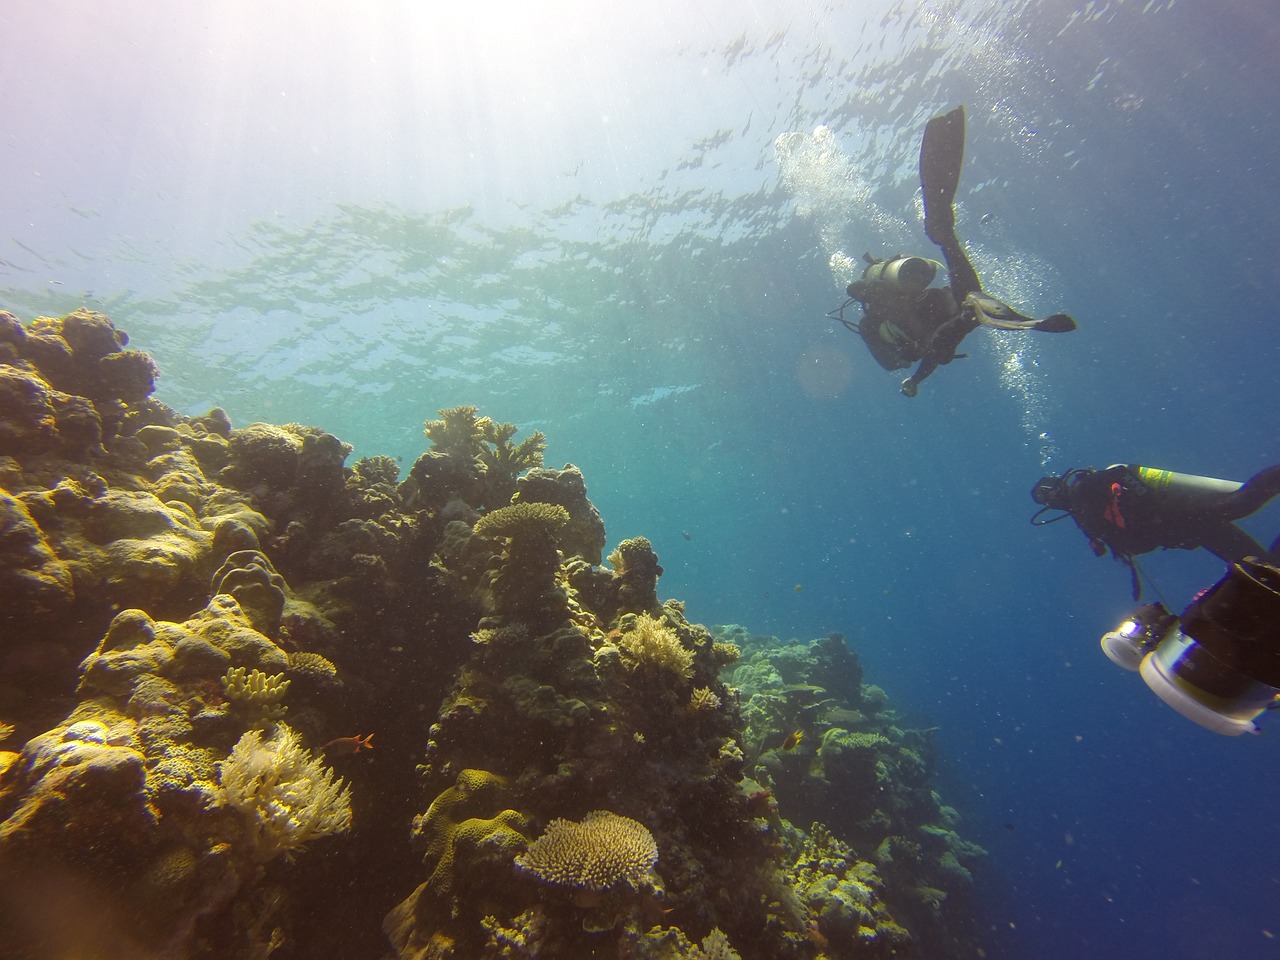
[0,311,986,960]
[216,723,351,862]
[515,810,660,894]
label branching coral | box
[617,613,694,680]
[688,686,722,712]
[215,723,351,863]
[221,666,291,721]
[424,405,491,463]
[515,810,658,897]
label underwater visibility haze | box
[2,1,1279,958]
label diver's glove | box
[964,292,1077,333]
[900,377,919,398]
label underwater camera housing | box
[1100,559,1280,735]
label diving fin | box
[1033,313,1077,333]
[920,105,966,246]
[965,293,1078,333]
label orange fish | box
[782,729,804,751]
[323,733,374,755]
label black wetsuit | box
[1061,464,1280,565]
[854,284,959,372]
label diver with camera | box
[1099,558,1280,736]
[1031,462,1280,597]
[832,106,1076,397]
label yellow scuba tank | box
[1128,465,1243,499]
[861,256,943,293]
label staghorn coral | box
[634,926,744,960]
[215,723,351,863]
[424,405,490,463]
[478,419,546,507]
[515,810,659,897]
[617,613,694,680]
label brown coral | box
[514,810,658,896]
[472,502,569,540]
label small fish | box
[782,729,804,751]
[323,733,374,755]
[682,530,692,541]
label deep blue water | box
[4,1,1280,957]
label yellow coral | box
[607,536,654,576]
[515,810,658,893]
[473,501,569,539]
[221,666,291,719]
[689,687,721,712]
[711,641,741,666]
[618,613,693,680]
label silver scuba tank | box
[1126,465,1243,504]
[862,256,941,293]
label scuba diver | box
[1031,462,1280,596]
[834,106,1077,397]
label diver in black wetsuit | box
[1032,462,1280,596]
[839,106,1077,397]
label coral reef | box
[0,311,988,960]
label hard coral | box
[424,405,490,463]
[515,810,659,897]
[608,536,662,614]
[617,613,694,681]
[473,501,569,540]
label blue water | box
[4,1,1279,957]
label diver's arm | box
[900,357,939,397]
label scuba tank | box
[859,255,942,293]
[1128,465,1243,498]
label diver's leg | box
[1197,522,1267,564]
[1219,464,1280,520]
[921,106,965,244]
[919,106,982,300]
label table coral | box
[474,502,570,621]
[515,810,659,899]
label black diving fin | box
[920,105,966,247]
